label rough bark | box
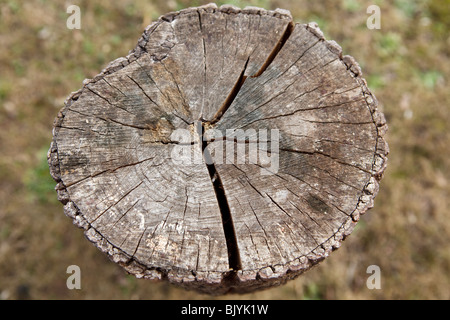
[48,3,388,294]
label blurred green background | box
[0,0,449,300]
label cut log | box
[48,3,388,294]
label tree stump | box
[48,4,388,294]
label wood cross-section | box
[48,3,388,294]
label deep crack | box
[251,21,294,78]
[197,22,295,273]
[210,57,250,124]
[197,121,242,271]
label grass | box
[0,0,449,300]
[23,147,58,204]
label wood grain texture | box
[48,3,388,294]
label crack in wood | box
[92,181,144,224]
[251,21,294,78]
[197,10,208,118]
[195,21,297,273]
[198,121,242,271]
[227,83,322,129]
[102,78,127,97]
[125,75,164,112]
[210,57,250,124]
[85,86,134,116]
[280,147,372,174]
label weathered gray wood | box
[48,3,388,294]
